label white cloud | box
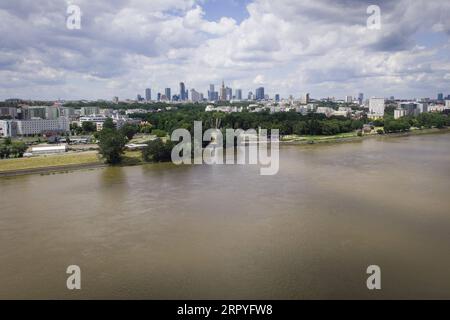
[0,0,449,100]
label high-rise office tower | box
[275,94,280,102]
[255,87,265,100]
[180,82,186,101]
[358,93,364,105]
[165,88,171,101]
[235,89,242,101]
[208,84,215,101]
[157,93,161,101]
[220,81,227,101]
[191,89,201,102]
[300,93,310,104]
[226,87,232,101]
[438,93,444,101]
[248,91,254,100]
[145,88,151,101]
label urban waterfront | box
[1,133,450,299]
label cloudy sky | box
[0,0,450,101]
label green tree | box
[140,124,153,134]
[120,123,139,140]
[142,139,175,162]
[11,141,28,158]
[151,129,168,138]
[81,121,96,133]
[0,144,10,159]
[102,118,116,130]
[98,128,127,164]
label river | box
[1,133,450,299]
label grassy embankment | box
[0,151,102,173]
[0,150,146,174]
[282,127,450,144]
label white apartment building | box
[446,100,450,109]
[0,118,69,137]
[368,98,385,119]
[316,107,335,117]
[16,118,70,136]
[394,108,407,119]
[0,120,17,137]
[394,102,428,119]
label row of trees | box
[0,138,28,159]
[96,119,173,164]
[129,108,368,136]
[381,113,450,133]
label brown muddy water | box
[0,133,449,299]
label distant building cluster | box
[0,103,139,137]
[134,81,280,104]
[1,90,449,138]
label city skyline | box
[1,0,450,100]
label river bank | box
[1,128,449,178]
[281,127,450,145]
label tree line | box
[0,138,28,159]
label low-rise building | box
[205,105,243,113]
[31,144,68,155]
[394,108,407,119]
[316,107,335,117]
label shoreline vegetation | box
[1,127,449,178]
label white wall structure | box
[31,145,67,155]
[16,118,69,136]
[0,118,69,137]
[368,98,385,119]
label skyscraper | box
[226,87,232,101]
[165,88,171,101]
[235,89,242,101]
[191,89,201,102]
[358,93,364,105]
[208,84,215,101]
[255,87,265,100]
[275,94,280,102]
[438,93,444,101]
[145,88,151,101]
[180,82,186,101]
[300,93,310,104]
[220,81,227,101]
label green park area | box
[0,151,102,173]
